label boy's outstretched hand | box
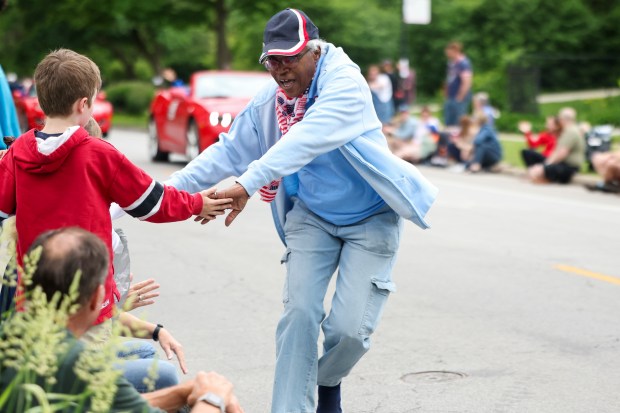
[195,187,232,224]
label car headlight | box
[221,113,232,128]
[209,112,233,128]
[209,112,220,127]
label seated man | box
[0,227,243,413]
[527,107,585,184]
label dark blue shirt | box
[446,57,472,99]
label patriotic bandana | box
[258,87,309,202]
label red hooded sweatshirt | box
[0,126,203,323]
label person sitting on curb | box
[467,113,502,172]
[518,116,559,167]
[586,150,620,193]
[387,106,440,164]
[0,226,244,413]
[527,107,585,184]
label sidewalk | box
[537,88,620,104]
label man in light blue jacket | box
[167,8,438,413]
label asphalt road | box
[107,128,620,413]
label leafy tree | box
[1,0,618,102]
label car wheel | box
[186,120,201,160]
[148,116,169,162]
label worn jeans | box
[117,340,179,393]
[273,199,403,413]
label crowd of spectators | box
[370,41,617,189]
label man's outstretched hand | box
[217,183,249,227]
[194,183,249,226]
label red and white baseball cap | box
[259,8,320,64]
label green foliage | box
[0,0,619,102]
[0,224,120,413]
[133,59,155,83]
[495,112,544,135]
[496,96,620,133]
[105,81,155,115]
[539,96,620,126]
[0,219,160,413]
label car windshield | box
[194,74,272,99]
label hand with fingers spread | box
[217,183,249,227]
[195,187,233,225]
[124,276,160,311]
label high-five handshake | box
[196,183,250,226]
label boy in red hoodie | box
[0,49,231,324]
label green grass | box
[112,112,148,129]
[500,139,527,168]
[496,96,620,133]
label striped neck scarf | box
[258,87,309,202]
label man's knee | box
[282,299,324,329]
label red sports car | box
[148,70,274,162]
[13,87,114,137]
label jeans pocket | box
[280,248,291,304]
[363,212,401,256]
[358,278,396,336]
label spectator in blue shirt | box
[444,41,473,127]
[468,113,502,172]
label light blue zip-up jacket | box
[166,43,438,244]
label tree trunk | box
[215,0,232,69]
[110,45,137,79]
[131,27,162,76]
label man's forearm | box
[143,380,193,413]
[457,74,472,101]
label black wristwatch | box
[198,392,225,413]
[152,324,163,341]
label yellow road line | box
[554,264,620,286]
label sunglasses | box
[263,49,311,71]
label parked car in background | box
[12,87,113,137]
[148,70,273,162]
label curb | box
[497,163,600,186]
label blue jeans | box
[470,142,501,169]
[273,199,403,413]
[117,340,179,393]
[444,97,470,126]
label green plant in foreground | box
[0,223,125,413]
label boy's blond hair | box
[34,49,102,118]
[84,117,102,138]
